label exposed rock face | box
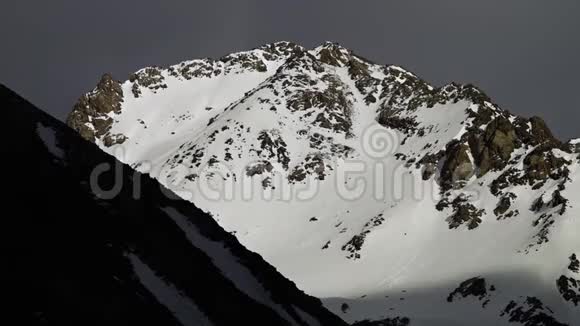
[470,116,519,176]
[440,141,474,189]
[446,195,485,230]
[494,192,517,217]
[528,116,560,146]
[447,277,492,303]
[259,41,304,59]
[557,253,580,306]
[67,73,126,146]
[523,145,570,182]
[130,66,167,97]
[500,297,566,326]
[317,42,352,67]
[569,253,580,273]
[557,275,579,306]
[377,110,419,135]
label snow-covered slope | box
[69,41,580,325]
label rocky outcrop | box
[526,116,561,146]
[447,277,494,305]
[258,41,305,60]
[469,116,519,176]
[316,42,352,67]
[494,192,517,217]
[440,141,474,189]
[557,275,579,306]
[377,109,419,135]
[130,66,167,97]
[557,253,580,306]
[523,145,570,182]
[500,297,566,326]
[287,73,353,135]
[67,73,126,146]
[446,195,485,230]
[569,253,580,273]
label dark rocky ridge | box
[1,84,347,326]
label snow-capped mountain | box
[68,41,580,325]
[1,84,347,326]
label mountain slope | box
[1,84,347,326]
[68,41,580,325]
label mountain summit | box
[68,42,580,325]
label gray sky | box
[2,1,579,140]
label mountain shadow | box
[0,84,347,326]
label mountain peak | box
[67,42,580,325]
[311,41,353,66]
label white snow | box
[85,42,580,324]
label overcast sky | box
[1,1,579,140]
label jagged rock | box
[494,192,517,217]
[317,42,351,66]
[440,141,474,189]
[447,196,485,229]
[421,163,437,180]
[288,154,328,183]
[447,277,490,302]
[529,116,560,146]
[377,109,419,135]
[221,52,268,73]
[130,66,167,97]
[255,130,290,169]
[556,254,580,306]
[245,160,274,177]
[103,133,127,147]
[67,73,126,145]
[569,254,580,273]
[501,297,566,326]
[342,232,369,260]
[523,145,569,182]
[469,116,519,176]
[531,195,546,213]
[417,150,445,180]
[259,41,304,59]
[348,57,370,79]
[549,190,568,215]
[287,74,353,135]
[557,275,579,306]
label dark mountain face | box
[0,84,347,326]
